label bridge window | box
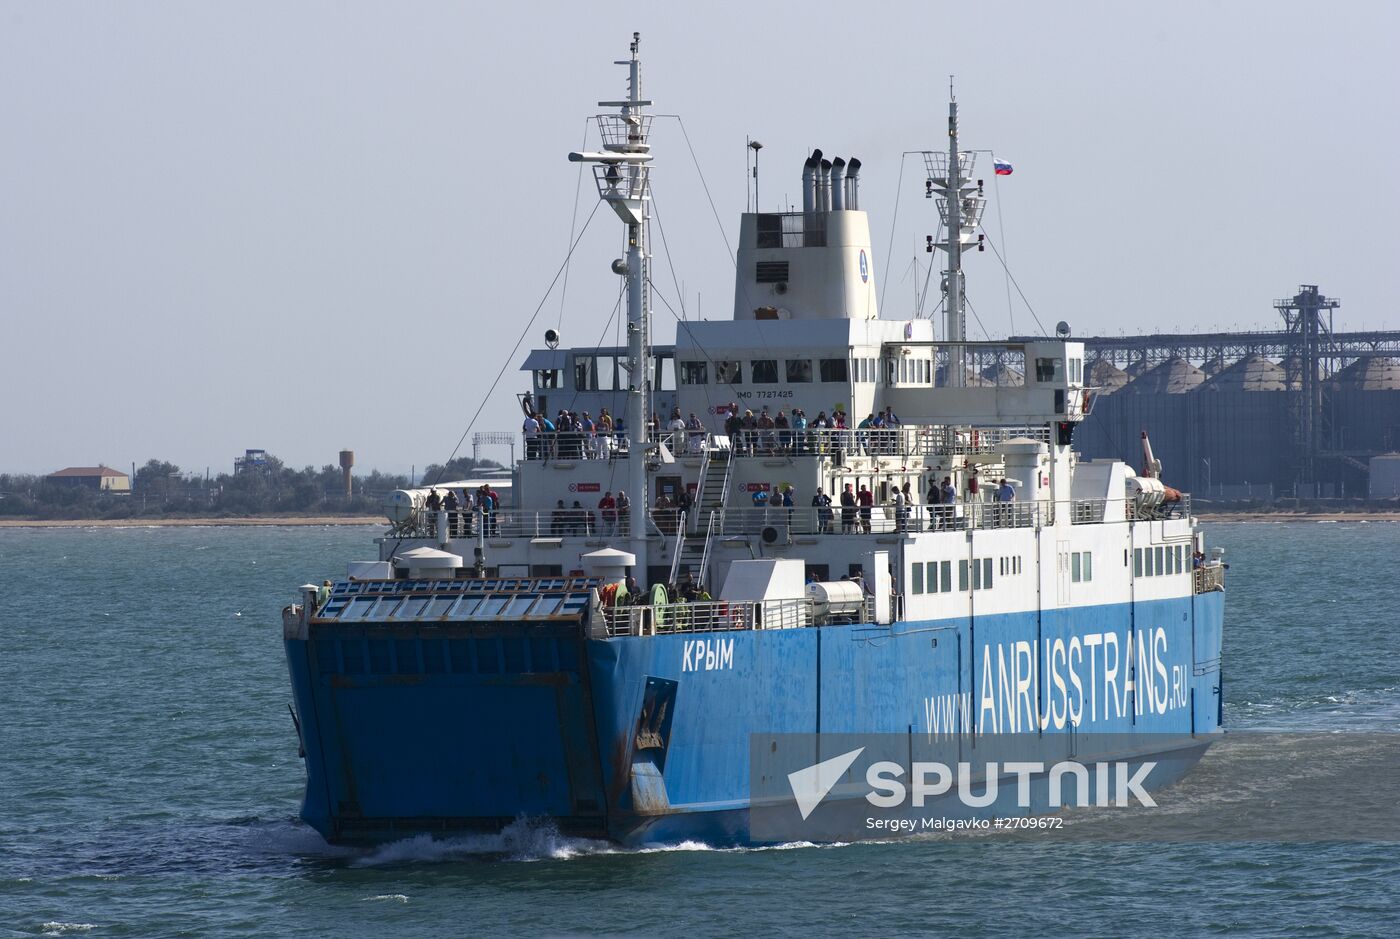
[598,355,618,390]
[716,361,742,384]
[819,358,848,382]
[751,360,779,383]
[1134,548,1143,577]
[912,563,925,594]
[681,361,708,385]
[654,353,675,391]
[1035,357,1062,382]
[786,359,812,383]
[535,369,561,390]
[573,356,598,391]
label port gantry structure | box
[1013,286,1400,490]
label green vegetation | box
[0,455,501,521]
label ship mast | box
[925,85,984,388]
[569,32,654,572]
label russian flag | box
[993,158,1013,176]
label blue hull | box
[285,592,1223,846]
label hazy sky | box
[3,1,1396,476]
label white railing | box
[600,596,814,637]
[1193,564,1226,594]
[519,423,1054,463]
[714,502,1051,537]
[667,510,688,589]
[392,492,1194,542]
[697,509,719,589]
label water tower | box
[338,450,354,497]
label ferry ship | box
[281,34,1225,846]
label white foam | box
[362,894,410,903]
[41,924,97,936]
[350,818,617,866]
[345,818,839,866]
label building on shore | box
[46,465,131,493]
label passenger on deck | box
[597,408,614,458]
[599,491,617,535]
[792,408,808,453]
[892,485,908,532]
[857,413,875,455]
[523,412,542,459]
[927,478,943,530]
[580,411,596,458]
[858,484,874,533]
[316,579,331,610]
[724,407,742,449]
[552,499,568,535]
[668,410,686,453]
[841,483,857,534]
[775,409,791,452]
[425,489,442,513]
[687,412,705,454]
[997,478,1015,502]
[741,409,757,452]
[571,500,590,535]
[654,491,673,534]
[617,490,631,535]
[812,487,833,533]
[539,412,557,459]
[758,408,775,453]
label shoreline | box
[0,516,385,529]
[1194,511,1400,522]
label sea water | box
[1,522,1397,937]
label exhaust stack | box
[830,157,846,210]
[801,153,819,213]
[845,157,861,210]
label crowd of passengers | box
[420,483,502,537]
[522,403,921,460]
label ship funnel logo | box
[858,249,869,283]
[787,747,864,820]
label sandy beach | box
[0,516,385,529]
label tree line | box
[0,455,500,520]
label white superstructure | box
[368,35,1213,630]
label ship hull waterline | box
[285,592,1223,848]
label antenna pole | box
[568,31,655,572]
[945,88,966,385]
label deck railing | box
[519,424,1053,462]
[1193,564,1226,594]
[392,492,1194,541]
[600,596,814,637]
